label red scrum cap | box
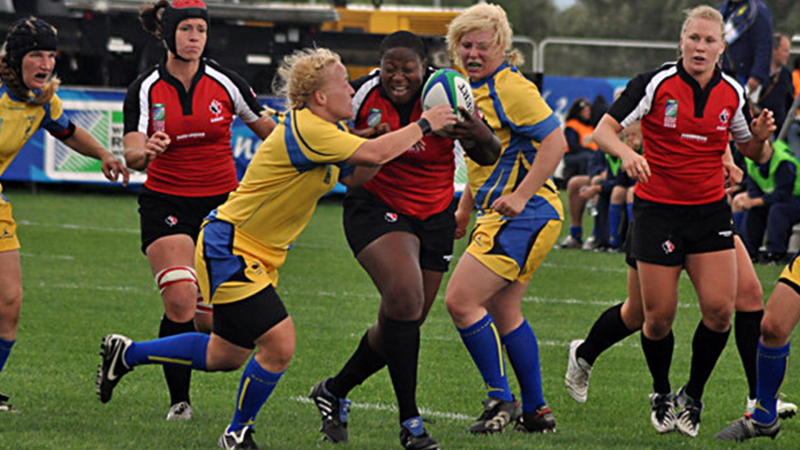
[162,0,209,60]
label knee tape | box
[155,266,198,294]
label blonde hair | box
[0,50,59,105]
[446,3,522,68]
[681,5,724,39]
[273,47,341,110]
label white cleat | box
[167,401,193,420]
[565,339,592,403]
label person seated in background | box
[607,122,643,249]
[756,33,794,138]
[561,98,598,182]
[558,149,612,250]
[733,140,800,264]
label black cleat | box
[96,334,133,404]
[514,404,556,433]
[468,396,521,434]
[715,414,780,442]
[309,378,351,443]
[218,426,259,449]
[0,392,17,413]
[400,417,439,450]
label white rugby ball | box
[421,69,474,124]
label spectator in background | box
[734,141,800,264]
[590,94,609,127]
[608,122,643,250]
[756,33,794,136]
[562,98,598,182]
[718,0,773,102]
[789,56,800,157]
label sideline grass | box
[0,183,797,449]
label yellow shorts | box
[467,217,562,283]
[779,253,800,295]
[0,199,20,253]
[195,219,285,305]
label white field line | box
[35,282,154,293]
[20,252,75,260]
[290,395,473,422]
[17,220,139,234]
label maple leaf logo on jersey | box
[719,108,730,125]
[209,99,222,116]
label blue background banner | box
[2,77,624,194]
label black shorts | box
[343,186,456,272]
[213,285,289,350]
[630,196,734,267]
[615,169,636,188]
[138,186,229,254]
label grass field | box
[1,183,798,449]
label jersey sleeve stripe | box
[351,72,380,121]
[137,71,160,135]
[720,72,753,143]
[285,111,316,173]
[205,64,261,124]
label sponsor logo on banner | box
[44,99,147,184]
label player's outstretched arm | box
[63,126,130,186]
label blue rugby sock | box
[608,204,624,247]
[457,313,513,402]
[569,226,583,242]
[124,333,209,371]
[626,202,633,223]
[0,338,16,376]
[502,320,545,412]
[753,341,790,424]
[229,357,283,432]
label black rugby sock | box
[735,310,763,399]
[327,329,386,399]
[577,303,636,366]
[641,330,674,395]
[382,317,421,423]
[159,315,196,405]
[686,320,730,402]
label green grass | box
[1,183,798,449]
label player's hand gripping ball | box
[422,69,475,136]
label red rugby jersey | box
[351,69,456,220]
[608,61,753,205]
[123,59,262,197]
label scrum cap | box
[4,17,57,78]
[161,0,208,59]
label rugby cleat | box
[399,417,439,450]
[0,392,17,413]
[715,414,780,442]
[565,339,592,403]
[649,392,677,433]
[96,334,133,404]
[309,378,350,443]
[675,386,703,437]
[218,425,259,449]
[468,396,521,434]
[166,401,193,421]
[514,404,556,433]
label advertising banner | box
[3,77,625,194]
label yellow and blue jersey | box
[197,107,366,304]
[0,81,71,197]
[468,63,562,224]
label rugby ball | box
[421,69,474,122]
